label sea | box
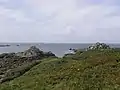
[0,43,120,57]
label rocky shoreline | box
[0,46,56,83]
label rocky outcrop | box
[0,46,56,83]
[16,46,56,59]
[16,46,44,59]
[87,42,111,50]
[69,48,78,53]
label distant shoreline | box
[0,44,10,47]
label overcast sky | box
[0,0,120,43]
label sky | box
[0,0,120,43]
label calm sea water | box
[0,43,120,57]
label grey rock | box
[16,46,44,58]
[87,42,111,50]
[44,51,56,57]
[0,53,16,58]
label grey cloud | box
[0,0,120,43]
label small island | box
[0,44,10,47]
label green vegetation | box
[1,43,120,90]
[1,48,120,90]
[0,60,41,83]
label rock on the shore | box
[44,51,56,57]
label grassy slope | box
[1,50,120,90]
